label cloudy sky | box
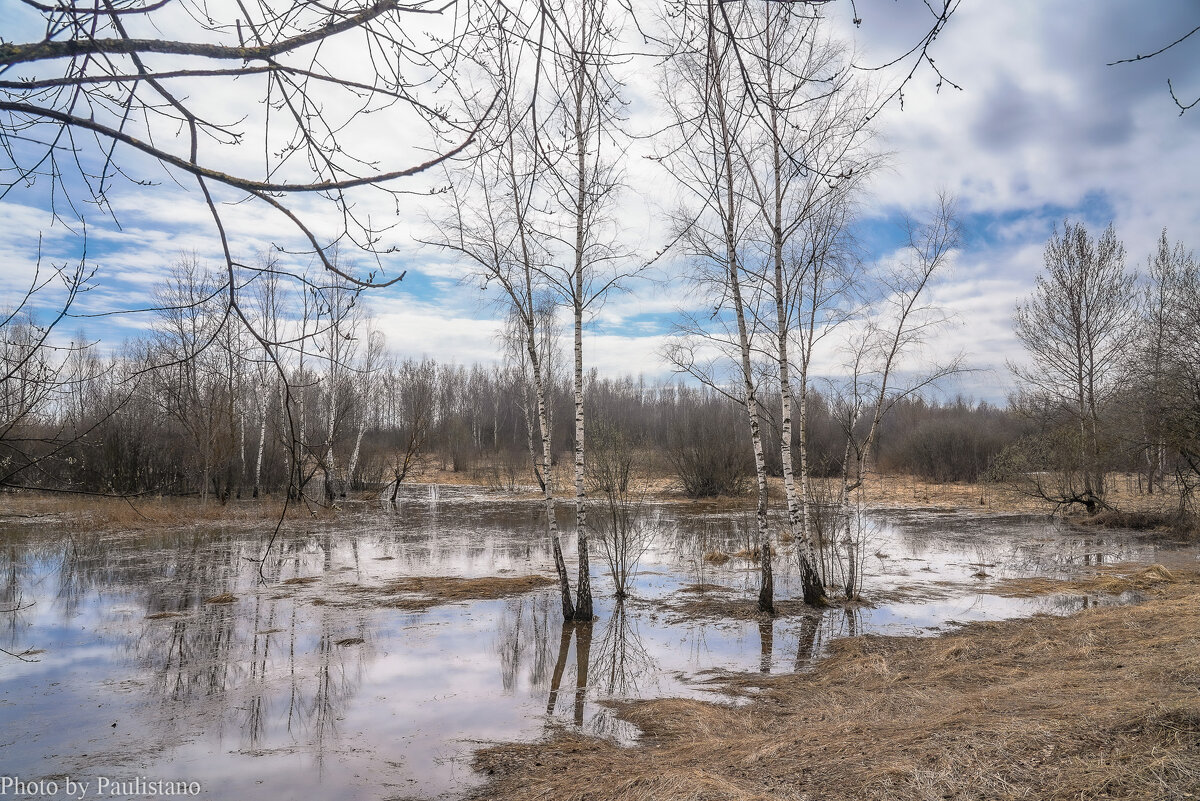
[2,0,1198,403]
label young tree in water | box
[1008,221,1138,514]
[830,195,961,597]
[660,0,785,614]
[430,18,577,620]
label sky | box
[2,0,1198,404]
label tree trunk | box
[530,325,574,621]
[709,14,773,614]
[253,390,268,498]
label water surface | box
[2,486,1196,799]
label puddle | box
[1,486,1197,799]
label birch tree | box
[345,328,386,489]
[538,0,632,621]
[736,2,874,606]
[661,0,776,612]
[430,21,576,619]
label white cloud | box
[3,0,1197,403]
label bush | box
[664,397,750,497]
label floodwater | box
[1,486,1197,800]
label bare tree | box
[345,328,386,489]
[660,0,777,612]
[1009,220,1137,514]
[0,257,95,491]
[429,19,577,619]
[383,358,436,503]
[1123,230,1200,520]
[587,417,652,601]
[736,1,874,607]
[535,0,632,621]
[828,195,961,597]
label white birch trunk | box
[253,388,268,497]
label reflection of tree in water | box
[592,605,657,698]
[1,540,26,646]
[543,607,659,735]
[33,528,377,773]
[496,593,556,693]
[545,622,593,726]
[791,607,861,671]
[758,616,773,674]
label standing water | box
[1,487,1196,799]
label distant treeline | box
[3,315,1027,499]
[3,238,1195,511]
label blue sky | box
[2,0,1198,403]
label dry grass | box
[984,564,1178,599]
[6,472,1185,532]
[203,593,237,604]
[860,472,1192,521]
[474,570,1200,801]
[321,574,560,612]
[703,550,731,565]
[657,595,812,623]
[1078,509,1183,532]
[732,545,775,561]
[0,492,312,531]
[678,583,735,594]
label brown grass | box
[1078,510,1182,532]
[678,583,735,594]
[474,570,1200,801]
[6,472,1185,532]
[203,593,237,604]
[323,574,559,612]
[984,564,1178,599]
[658,595,812,623]
[0,492,314,531]
[702,550,731,565]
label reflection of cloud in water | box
[1,494,1198,799]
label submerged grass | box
[474,570,1200,801]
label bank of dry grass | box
[474,570,1200,801]
[4,470,1188,531]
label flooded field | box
[2,486,1197,800]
